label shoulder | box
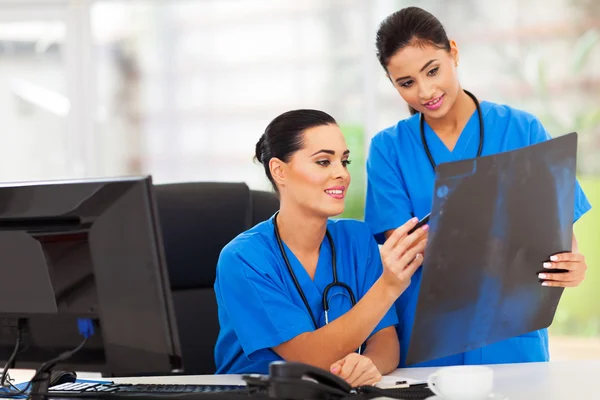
[370,114,419,148]
[483,101,540,125]
[482,101,548,144]
[217,220,276,274]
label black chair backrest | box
[153,182,278,374]
[250,189,279,226]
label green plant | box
[503,28,600,337]
[550,177,600,337]
[337,124,366,220]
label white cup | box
[427,365,493,400]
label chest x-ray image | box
[407,133,577,365]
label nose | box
[418,81,435,102]
[332,161,350,181]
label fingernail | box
[543,262,552,268]
[538,273,547,279]
[542,282,549,286]
[331,367,338,373]
[550,255,558,261]
[422,225,429,232]
[411,217,418,222]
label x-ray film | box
[406,133,577,365]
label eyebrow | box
[394,59,438,83]
[310,149,350,156]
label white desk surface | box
[7,359,600,399]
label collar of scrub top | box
[419,89,484,170]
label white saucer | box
[426,393,507,400]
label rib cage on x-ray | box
[406,132,577,366]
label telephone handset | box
[242,361,434,400]
[244,361,353,399]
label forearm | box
[362,327,400,374]
[273,277,398,370]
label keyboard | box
[49,382,246,394]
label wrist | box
[362,349,391,376]
[376,275,406,302]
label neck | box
[426,88,476,138]
[276,202,327,257]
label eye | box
[400,80,413,88]
[342,160,352,167]
[316,160,330,167]
[428,67,439,76]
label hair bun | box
[255,134,266,163]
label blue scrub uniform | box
[214,217,398,374]
[365,101,592,368]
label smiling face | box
[385,40,460,120]
[270,123,351,218]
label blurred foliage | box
[499,28,600,175]
[505,21,600,336]
[535,30,600,175]
[550,177,600,337]
[337,124,366,220]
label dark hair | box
[375,7,451,115]
[255,109,337,191]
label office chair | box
[153,182,278,375]
[250,189,279,226]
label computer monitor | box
[0,176,182,379]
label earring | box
[456,61,460,67]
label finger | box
[543,261,585,273]
[345,358,371,386]
[338,356,359,380]
[404,253,424,277]
[388,227,428,262]
[388,244,426,279]
[358,373,382,387]
[413,232,429,247]
[410,236,428,256]
[382,218,419,253]
[538,271,583,283]
[330,360,344,375]
[396,240,427,270]
[541,279,582,288]
[351,365,381,387]
[548,252,584,263]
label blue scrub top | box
[214,217,399,374]
[365,101,592,368]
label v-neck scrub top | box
[364,101,591,367]
[214,217,398,374]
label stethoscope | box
[273,212,362,354]
[420,89,484,170]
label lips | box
[325,186,345,199]
[423,94,444,110]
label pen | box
[407,213,430,235]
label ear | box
[449,39,460,66]
[269,157,287,188]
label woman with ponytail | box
[214,109,428,385]
[364,6,591,368]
